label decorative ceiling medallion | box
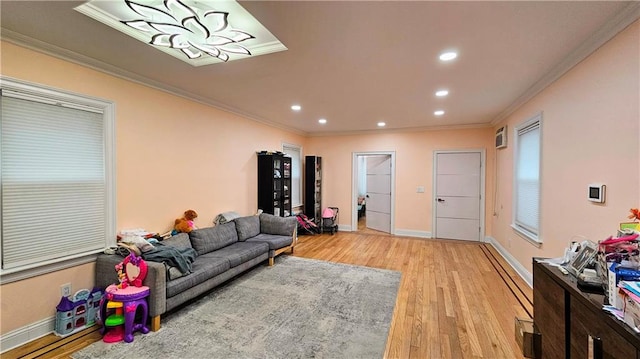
[75,0,287,66]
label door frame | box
[352,151,396,234]
[432,149,486,241]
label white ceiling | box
[1,1,638,135]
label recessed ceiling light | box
[377,122,386,127]
[435,90,449,97]
[291,105,301,111]
[318,118,327,124]
[434,110,445,116]
[439,51,457,61]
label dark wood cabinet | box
[570,297,637,358]
[304,156,321,222]
[257,153,291,217]
[533,259,640,359]
[533,264,567,358]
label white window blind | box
[513,114,542,242]
[282,144,302,207]
[1,80,115,275]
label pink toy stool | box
[100,284,150,343]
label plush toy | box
[629,208,640,222]
[174,209,198,233]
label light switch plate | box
[417,186,425,193]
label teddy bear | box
[174,209,198,233]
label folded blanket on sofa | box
[141,242,197,275]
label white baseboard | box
[342,225,431,239]
[486,236,533,287]
[1,316,55,354]
[394,229,432,238]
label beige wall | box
[0,41,304,334]
[305,128,494,234]
[491,20,640,273]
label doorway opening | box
[351,151,396,234]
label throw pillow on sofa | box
[162,233,193,250]
[189,222,238,255]
[235,215,261,241]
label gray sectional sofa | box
[95,213,297,331]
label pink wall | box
[305,128,494,234]
[491,20,640,273]
[0,41,304,334]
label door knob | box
[437,198,445,202]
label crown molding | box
[0,32,490,138]
[0,29,307,137]
[491,2,640,127]
[308,122,492,137]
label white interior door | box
[366,155,391,233]
[435,152,481,241]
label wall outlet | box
[61,283,72,298]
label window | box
[282,143,302,207]
[1,77,115,282]
[512,113,542,243]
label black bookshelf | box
[257,153,292,217]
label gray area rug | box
[72,256,401,359]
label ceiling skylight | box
[75,0,287,66]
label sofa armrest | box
[142,260,167,317]
[95,254,167,318]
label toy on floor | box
[55,287,103,336]
[98,252,150,343]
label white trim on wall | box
[486,236,533,287]
[395,229,432,238]
[0,317,55,354]
[491,2,640,126]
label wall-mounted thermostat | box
[588,183,606,203]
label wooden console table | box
[533,259,640,358]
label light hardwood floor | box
[4,230,532,359]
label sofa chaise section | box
[237,213,298,266]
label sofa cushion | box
[246,233,293,250]
[166,255,230,298]
[189,222,238,255]
[205,242,269,267]
[234,215,261,241]
[162,233,193,250]
[259,213,297,236]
